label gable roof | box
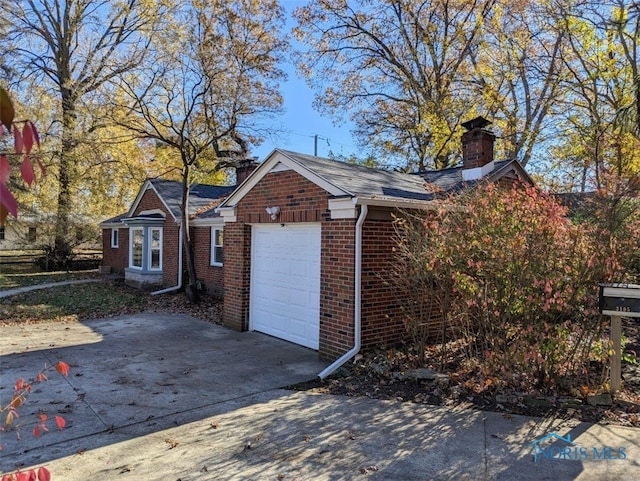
[100,179,235,227]
[219,149,534,210]
[148,179,235,220]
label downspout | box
[318,203,367,380]
[151,223,183,295]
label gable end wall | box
[222,169,358,360]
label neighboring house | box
[100,118,533,362]
[1,213,100,250]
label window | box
[27,227,36,242]
[131,228,143,268]
[149,227,162,270]
[111,228,119,248]
[0,226,5,240]
[211,227,223,266]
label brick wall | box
[192,225,224,297]
[361,210,407,346]
[223,169,358,359]
[101,227,128,273]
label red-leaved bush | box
[393,182,639,391]
[1,361,69,481]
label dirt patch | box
[290,319,640,428]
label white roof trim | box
[218,149,350,209]
[127,180,177,221]
[328,197,358,219]
[269,161,292,173]
[355,196,436,210]
[218,206,237,223]
[191,217,225,227]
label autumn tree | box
[548,0,640,191]
[112,0,287,301]
[294,0,496,171]
[469,0,567,166]
[3,0,165,266]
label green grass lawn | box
[0,282,149,324]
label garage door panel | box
[250,224,321,350]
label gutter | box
[151,223,183,296]
[318,203,368,380]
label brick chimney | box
[461,116,495,169]
[235,158,259,186]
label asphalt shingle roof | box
[277,150,514,202]
[149,179,235,219]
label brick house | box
[100,118,533,372]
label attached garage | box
[250,223,321,349]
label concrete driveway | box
[0,313,327,473]
[2,313,640,480]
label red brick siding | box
[223,169,357,360]
[361,212,407,346]
[321,219,356,359]
[101,227,128,273]
[192,225,224,297]
[223,222,251,331]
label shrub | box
[394,182,637,391]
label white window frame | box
[111,228,119,248]
[210,226,223,266]
[130,227,144,269]
[148,227,163,271]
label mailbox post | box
[599,283,640,393]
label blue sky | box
[251,1,360,161]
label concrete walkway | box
[0,278,101,298]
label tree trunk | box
[181,166,199,303]
[53,92,76,269]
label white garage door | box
[250,223,321,349]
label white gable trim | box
[218,150,350,210]
[191,216,225,227]
[127,180,177,222]
[269,161,292,173]
[328,198,358,219]
[218,206,237,223]
[489,159,535,185]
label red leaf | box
[0,87,14,131]
[0,155,10,184]
[30,122,40,148]
[37,467,50,481]
[55,361,70,377]
[22,123,33,155]
[1,474,12,481]
[35,373,48,383]
[33,426,40,438]
[38,413,47,423]
[54,415,66,430]
[21,155,35,186]
[13,125,23,154]
[15,473,29,481]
